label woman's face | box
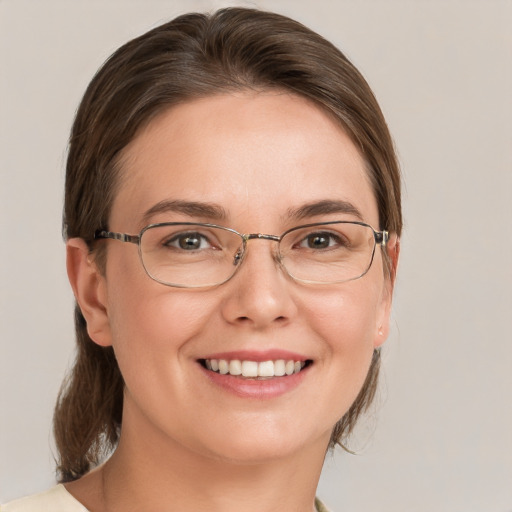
[80,92,395,463]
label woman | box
[2,7,401,512]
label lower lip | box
[199,363,311,399]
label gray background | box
[1,0,511,510]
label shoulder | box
[1,485,89,512]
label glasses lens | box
[279,222,377,283]
[140,224,243,287]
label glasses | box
[94,221,388,288]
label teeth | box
[218,360,229,375]
[242,360,258,377]
[204,359,307,378]
[258,360,274,377]
[274,360,286,376]
[229,360,242,376]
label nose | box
[220,239,298,329]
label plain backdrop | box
[1,1,511,510]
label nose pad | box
[233,247,243,266]
[232,239,283,273]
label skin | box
[66,91,398,512]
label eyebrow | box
[286,199,364,221]
[142,198,363,226]
[142,199,227,224]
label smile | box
[201,359,311,378]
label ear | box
[66,238,112,347]
[374,234,400,348]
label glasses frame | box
[94,221,388,288]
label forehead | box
[111,92,378,230]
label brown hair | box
[55,7,402,482]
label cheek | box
[105,286,221,434]
[108,288,214,352]
[104,253,216,382]
[299,277,384,418]
[106,245,212,339]
[304,278,383,353]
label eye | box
[298,231,347,250]
[164,232,213,251]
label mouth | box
[199,358,313,379]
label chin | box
[193,419,331,466]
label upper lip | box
[200,349,309,362]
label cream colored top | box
[0,484,329,512]
[1,485,330,511]
[1,485,88,511]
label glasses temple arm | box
[375,230,389,246]
[94,230,140,244]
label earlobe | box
[66,238,112,347]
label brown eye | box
[165,232,211,251]
[300,232,343,250]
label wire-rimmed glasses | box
[94,221,388,288]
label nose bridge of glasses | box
[235,233,283,268]
[243,233,281,243]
